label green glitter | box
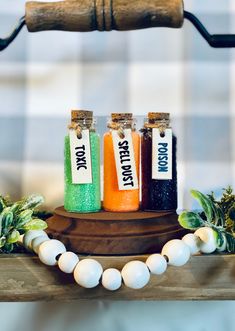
[64,131,101,213]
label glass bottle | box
[103,113,140,212]
[141,112,177,211]
[64,110,101,213]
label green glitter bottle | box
[64,110,101,213]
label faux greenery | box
[178,187,235,253]
[0,194,48,253]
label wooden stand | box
[47,207,187,255]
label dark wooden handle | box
[25,0,184,32]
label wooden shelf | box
[0,254,234,301]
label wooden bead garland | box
[22,227,218,291]
[31,235,50,254]
[58,252,79,274]
[102,268,122,291]
[146,254,167,275]
[194,228,217,254]
[38,239,66,266]
[74,259,103,288]
[161,239,191,267]
[121,261,150,289]
[182,233,200,255]
[23,230,48,251]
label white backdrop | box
[0,0,235,329]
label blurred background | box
[0,0,235,330]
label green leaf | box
[215,205,225,227]
[0,215,2,237]
[16,209,33,228]
[190,190,215,222]
[19,194,44,211]
[228,206,235,222]
[178,211,205,230]
[1,208,14,235]
[23,218,47,231]
[212,228,226,249]
[0,195,12,208]
[3,243,14,253]
[9,202,21,215]
[0,237,6,248]
[225,233,235,253]
[7,230,20,244]
[0,197,6,213]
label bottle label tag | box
[152,128,172,180]
[69,129,92,184]
[112,128,139,191]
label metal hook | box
[1,11,235,51]
[184,11,235,48]
[0,16,25,51]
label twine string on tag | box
[68,122,82,139]
[107,122,125,139]
[142,119,170,137]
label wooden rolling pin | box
[25,0,184,32]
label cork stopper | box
[148,112,170,121]
[71,110,93,121]
[111,113,133,122]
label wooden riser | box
[47,207,187,255]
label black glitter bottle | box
[141,112,177,212]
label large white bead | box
[161,239,190,267]
[146,254,167,275]
[182,233,200,255]
[121,261,150,289]
[102,268,122,291]
[58,252,79,274]
[23,230,48,251]
[31,235,50,254]
[194,227,217,254]
[38,239,66,266]
[74,259,103,288]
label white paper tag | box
[69,129,92,184]
[152,128,172,180]
[112,128,139,191]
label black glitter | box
[141,131,178,212]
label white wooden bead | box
[58,252,79,274]
[121,261,150,289]
[182,233,200,255]
[74,259,103,288]
[23,230,48,251]
[31,235,50,254]
[38,239,66,266]
[161,239,190,267]
[146,254,167,275]
[194,227,217,254]
[102,268,122,291]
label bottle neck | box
[108,119,136,131]
[68,118,96,138]
[141,118,171,137]
[107,118,136,139]
[71,118,95,130]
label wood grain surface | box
[47,207,187,255]
[25,0,184,32]
[0,254,234,301]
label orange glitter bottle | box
[103,113,140,212]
